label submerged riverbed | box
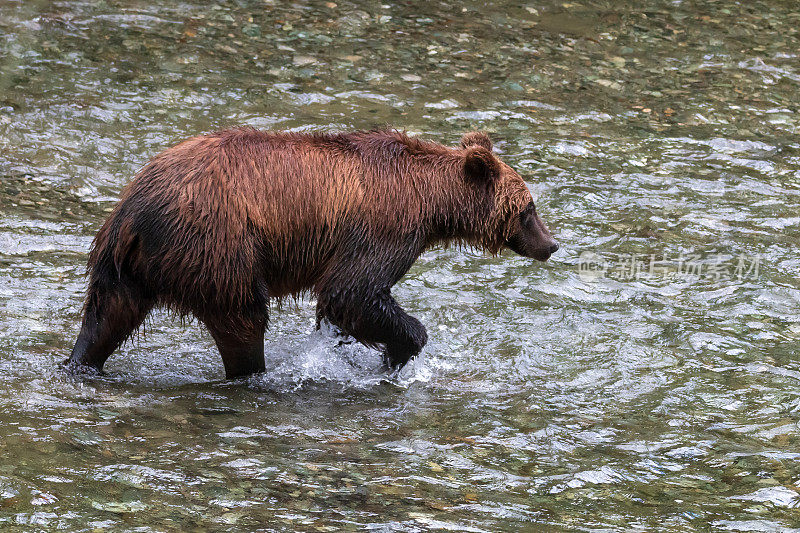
[2,0,800,530]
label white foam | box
[251,322,432,392]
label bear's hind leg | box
[204,317,266,379]
[66,284,153,374]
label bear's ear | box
[464,146,501,187]
[461,131,493,151]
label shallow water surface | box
[1,0,800,531]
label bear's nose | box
[549,242,559,254]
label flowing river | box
[1,1,799,530]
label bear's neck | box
[415,160,501,253]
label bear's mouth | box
[505,237,557,262]
[531,249,552,262]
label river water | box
[1,1,799,531]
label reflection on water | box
[2,0,800,530]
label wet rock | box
[293,55,317,66]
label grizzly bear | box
[66,128,558,379]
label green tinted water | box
[1,1,800,531]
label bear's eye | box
[520,202,536,219]
[519,202,537,228]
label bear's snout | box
[531,240,559,262]
[506,207,559,262]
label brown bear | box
[66,128,558,379]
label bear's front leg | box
[318,287,428,370]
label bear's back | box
[108,128,450,304]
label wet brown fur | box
[71,128,537,377]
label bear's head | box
[461,132,559,261]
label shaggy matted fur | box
[67,129,556,378]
